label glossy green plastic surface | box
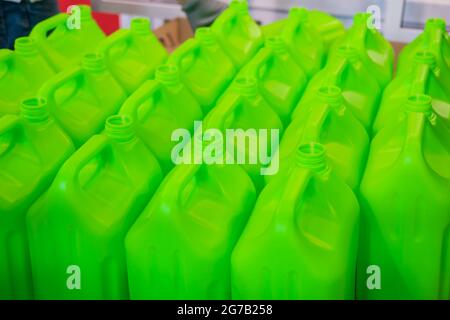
[204,76,283,191]
[126,162,256,299]
[239,36,308,125]
[232,143,360,299]
[39,53,127,147]
[358,94,450,300]
[99,18,168,94]
[397,18,450,77]
[211,0,263,69]
[330,13,394,88]
[119,64,203,174]
[30,5,105,71]
[374,50,450,135]
[27,115,163,299]
[293,45,381,132]
[0,37,55,116]
[279,8,327,78]
[169,27,236,113]
[262,8,345,51]
[271,86,369,190]
[0,98,74,299]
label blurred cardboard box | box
[154,17,193,53]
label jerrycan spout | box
[105,115,136,143]
[21,98,49,123]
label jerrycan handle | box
[175,163,202,207]
[205,77,257,129]
[170,39,200,71]
[274,143,328,226]
[0,50,13,79]
[98,29,130,62]
[284,7,309,35]
[71,134,109,187]
[30,13,68,41]
[0,115,20,158]
[120,79,159,121]
[350,12,370,42]
[248,47,272,81]
[39,66,81,113]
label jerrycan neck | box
[130,18,152,36]
[233,76,258,99]
[20,98,50,124]
[14,37,39,58]
[195,27,218,47]
[274,142,329,226]
[156,64,180,86]
[78,5,94,23]
[402,94,434,161]
[288,7,309,24]
[105,115,136,144]
[411,51,438,92]
[265,36,289,56]
[423,18,446,44]
[348,12,372,46]
[229,0,249,16]
[82,53,107,73]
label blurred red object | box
[58,0,120,35]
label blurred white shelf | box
[91,0,450,42]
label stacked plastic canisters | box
[0,0,448,301]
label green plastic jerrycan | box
[99,18,168,95]
[270,86,369,191]
[231,142,360,299]
[0,37,55,116]
[0,98,74,299]
[279,8,327,79]
[211,0,263,69]
[239,36,308,125]
[39,53,127,147]
[374,50,450,135]
[293,45,381,132]
[126,160,256,299]
[262,8,345,52]
[119,64,203,174]
[397,18,450,77]
[203,76,283,192]
[26,115,163,300]
[30,5,105,71]
[168,27,236,114]
[358,94,450,300]
[330,13,394,88]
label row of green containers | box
[1,0,449,299]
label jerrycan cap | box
[20,98,49,123]
[265,36,288,54]
[131,18,151,35]
[288,7,308,21]
[424,18,446,32]
[14,37,38,56]
[105,115,135,143]
[229,0,249,15]
[317,86,343,108]
[233,76,258,98]
[296,142,328,174]
[82,53,106,73]
[405,94,432,114]
[337,45,359,63]
[195,27,217,46]
[156,64,180,86]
